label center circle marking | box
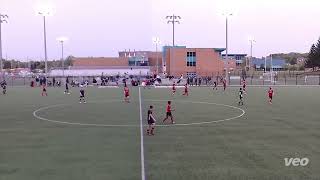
[33,99,245,127]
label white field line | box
[138,87,146,180]
[33,100,245,127]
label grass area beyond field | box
[0,86,319,180]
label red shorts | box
[125,93,129,97]
[269,95,273,99]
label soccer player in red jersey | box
[163,101,175,124]
[41,84,48,96]
[268,87,274,104]
[172,82,176,95]
[242,80,247,94]
[124,85,130,103]
[223,79,227,91]
[182,83,189,96]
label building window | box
[187,72,197,77]
[186,52,196,66]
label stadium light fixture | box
[166,14,181,47]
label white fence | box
[49,68,151,77]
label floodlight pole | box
[39,12,49,79]
[0,14,9,75]
[224,14,232,85]
[270,54,273,83]
[166,14,181,46]
[153,37,161,75]
[156,43,158,74]
[58,40,65,77]
[43,15,48,77]
[249,39,256,69]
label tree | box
[65,55,74,67]
[306,38,320,70]
[288,57,297,65]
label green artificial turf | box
[0,86,319,180]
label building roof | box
[213,48,226,53]
[222,54,247,57]
[162,46,226,53]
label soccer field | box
[0,86,319,180]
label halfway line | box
[139,87,146,180]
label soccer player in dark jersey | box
[213,81,217,90]
[64,82,70,94]
[124,85,130,103]
[1,80,7,95]
[79,85,86,103]
[172,82,176,95]
[182,83,188,96]
[147,105,156,136]
[41,84,48,96]
[163,101,175,124]
[268,87,274,104]
[238,88,244,106]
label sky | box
[0,0,320,61]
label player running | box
[41,84,48,96]
[79,85,86,103]
[172,82,176,95]
[213,81,217,90]
[238,88,244,106]
[268,87,274,104]
[163,101,175,124]
[124,85,130,103]
[1,80,7,95]
[147,105,156,136]
[182,83,189,96]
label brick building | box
[163,46,226,77]
[71,47,227,77]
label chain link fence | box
[1,72,320,87]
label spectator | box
[53,77,56,87]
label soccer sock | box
[151,127,155,135]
